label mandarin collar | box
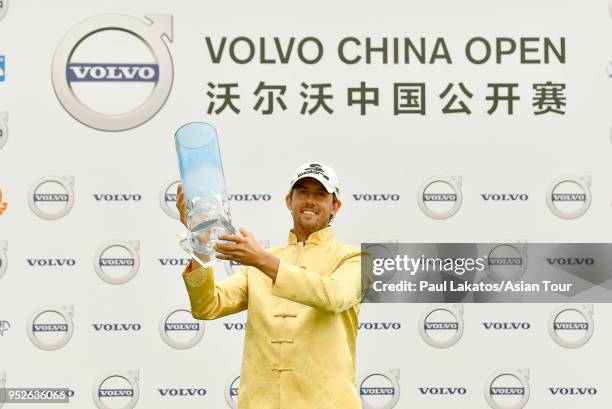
[287,225,335,245]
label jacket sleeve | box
[270,251,367,314]
[182,261,248,320]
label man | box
[178,163,367,409]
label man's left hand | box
[215,228,280,281]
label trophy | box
[175,122,236,267]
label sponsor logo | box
[93,194,142,202]
[0,55,4,81]
[418,387,467,395]
[0,111,7,150]
[159,179,180,219]
[548,304,593,348]
[546,176,591,219]
[93,323,141,332]
[159,307,205,349]
[223,323,246,331]
[418,176,462,219]
[158,257,190,267]
[94,241,140,285]
[224,239,269,276]
[0,1,8,23]
[51,14,173,131]
[224,373,240,409]
[228,194,271,201]
[0,241,6,280]
[353,194,400,201]
[548,387,597,396]
[359,369,400,409]
[28,177,75,220]
[482,322,530,330]
[358,322,401,330]
[546,257,594,266]
[485,369,530,409]
[26,258,76,267]
[93,371,139,409]
[158,388,207,397]
[0,320,9,336]
[27,305,74,351]
[419,304,464,348]
[481,193,528,201]
[485,242,528,282]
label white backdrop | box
[0,0,611,408]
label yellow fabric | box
[182,226,364,409]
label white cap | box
[289,162,340,197]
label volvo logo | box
[92,370,139,409]
[27,305,74,351]
[546,176,591,219]
[28,177,75,220]
[0,241,6,280]
[358,369,400,409]
[159,179,180,219]
[159,307,205,349]
[0,111,7,150]
[94,241,140,285]
[485,242,528,282]
[484,369,530,409]
[417,176,462,219]
[224,373,240,409]
[352,194,400,201]
[548,304,593,348]
[52,14,174,131]
[419,304,464,348]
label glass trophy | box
[175,122,236,267]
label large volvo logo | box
[419,304,464,348]
[358,369,400,409]
[484,369,530,409]
[224,373,240,409]
[52,14,173,131]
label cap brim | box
[291,174,336,194]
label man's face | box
[286,177,341,234]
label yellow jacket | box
[182,226,364,409]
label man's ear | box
[331,198,342,216]
[285,193,292,211]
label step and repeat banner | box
[0,0,611,408]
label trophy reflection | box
[175,122,236,267]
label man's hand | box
[175,184,187,227]
[215,228,280,282]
